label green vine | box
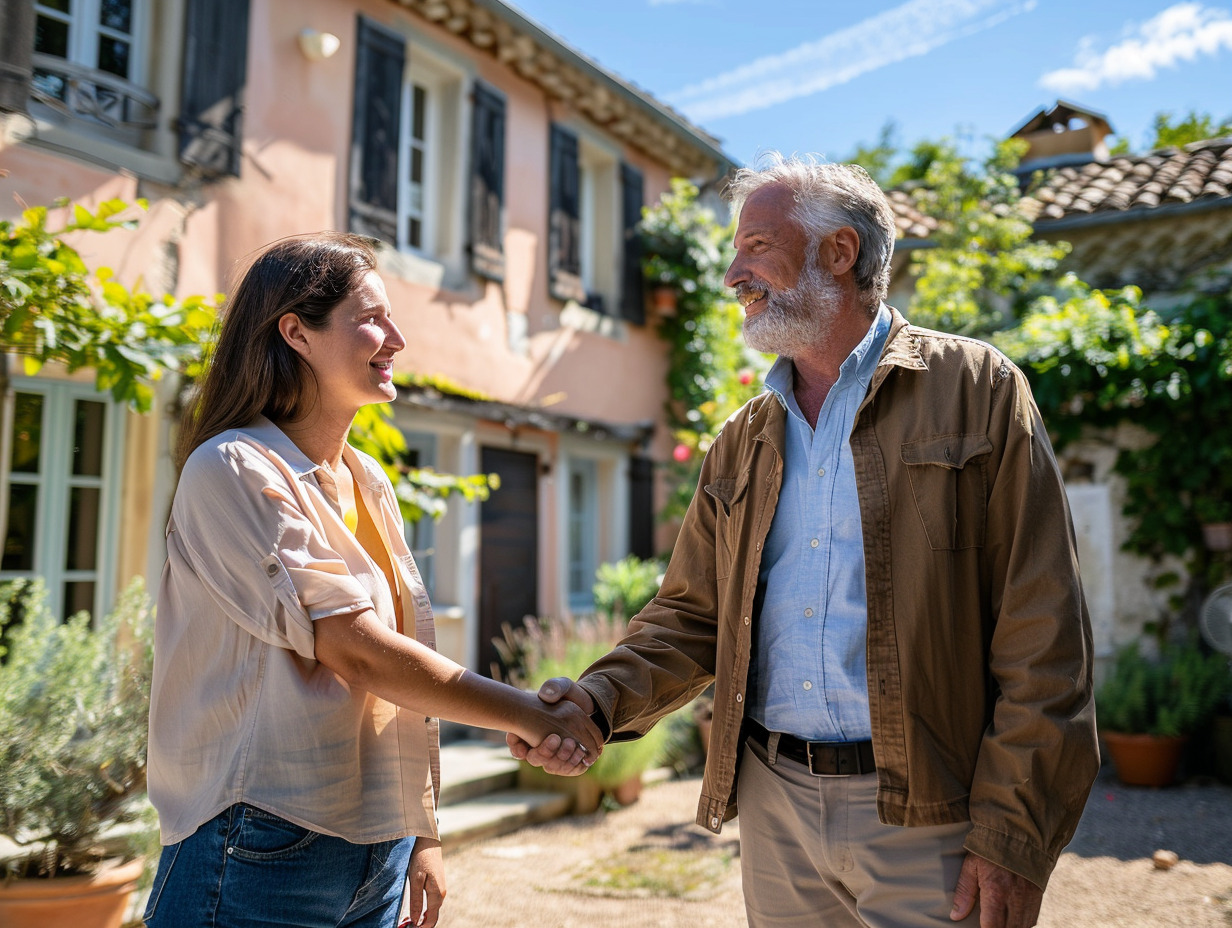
[640,179,767,520]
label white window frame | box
[566,457,599,612]
[0,378,125,622]
[33,0,148,90]
[401,431,438,598]
[576,133,621,313]
[394,42,469,275]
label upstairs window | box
[30,0,156,139]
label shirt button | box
[266,562,279,576]
[810,538,820,548]
[803,681,813,691]
[817,467,825,477]
[804,608,813,617]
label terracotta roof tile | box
[885,138,1232,235]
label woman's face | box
[293,270,406,415]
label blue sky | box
[505,0,1232,167]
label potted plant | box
[1195,495,1232,552]
[1097,635,1232,787]
[494,611,673,811]
[0,579,155,928]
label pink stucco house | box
[0,0,733,673]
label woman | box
[144,233,600,928]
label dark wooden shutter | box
[620,163,646,324]
[179,0,251,176]
[548,124,585,303]
[468,81,505,280]
[628,454,655,560]
[0,0,34,114]
[348,18,405,245]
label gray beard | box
[742,262,842,358]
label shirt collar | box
[763,302,893,406]
[237,416,383,491]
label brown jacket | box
[580,308,1099,888]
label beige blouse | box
[148,417,440,845]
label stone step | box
[436,788,572,851]
[438,738,522,806]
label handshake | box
[507,676,599,775]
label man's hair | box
[725,152,898,312]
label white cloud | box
[665,0,1037,123]
[1040,3,1232,94]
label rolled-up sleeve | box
[174,438,372,660]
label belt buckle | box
[806,741,847,777]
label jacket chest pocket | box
[900,434,992,550]
[704,474,748,580]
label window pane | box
[32,69,68,101]
[411,85,426,141]
[65,487,101,571]
[99,0,132,34]
[409,146,424,185]
[38,0,72,13]
[408,218,422,249]
[2,484,39,572]
[64,581,96,619]
[35,15,70,58]
[10,394,44,474]
[72,400,106,477]
[98,36,130,78]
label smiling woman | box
[145,233,604,928]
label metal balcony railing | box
[29,53,158,131]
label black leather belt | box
[745,718,876,776]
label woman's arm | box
[313,608,603,761]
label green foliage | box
[640,180,767,520]
[493,613,673,791]
[1149,110,1232,150]
[1097,637,1232,736]
[906,137,1070,337]
[0,578,153,877]
[348,405,498,525]
[1004,283,1232,567]
[0,200,216,412]
[592,555,664,622]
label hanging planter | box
[1201,521,1232,552]
[652,285,677,316]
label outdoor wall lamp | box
[299,29,341,61]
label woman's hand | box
[405,837,445,927]
[509,684,601,771]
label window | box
[350,17,496,281]
[548,123,646,323]
[566,458,599,612]
[29,0,157,140]
[1,382,123,620]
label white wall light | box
[299,29,341,62]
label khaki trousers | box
[737,740,979,928]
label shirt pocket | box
[704,473,749,580]
[900,433,992,551]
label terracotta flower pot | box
[610,774,644,806]
[0,857,144,928]
[652,285,677,315]
[1201,522,1232,552]
[1103,731,1189,787]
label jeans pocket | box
[228,805,321,861]
[142,840,182,922]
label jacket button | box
[743,616,750,625]
[266,562,279,576]
[735,693,743,703]
[711,816,720,828]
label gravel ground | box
[440,764,1232,927]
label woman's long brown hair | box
[175,233,378,470]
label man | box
[513,154,1098,928]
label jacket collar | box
[877,307,929,373]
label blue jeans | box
[143,804,414,928]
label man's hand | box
[506,677,598,776]
[950,852,1043,928]
[405,836,445,927]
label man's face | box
[724,184,841,357]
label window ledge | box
[559,301,626,341]
[20,117,181,186]
[377,247,476,298]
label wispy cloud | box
[665,0,1036,123]
[1040,3,1232,94]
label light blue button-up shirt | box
[747,304,892,742]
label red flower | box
[672,443,692,463]
[738,368,755,386]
